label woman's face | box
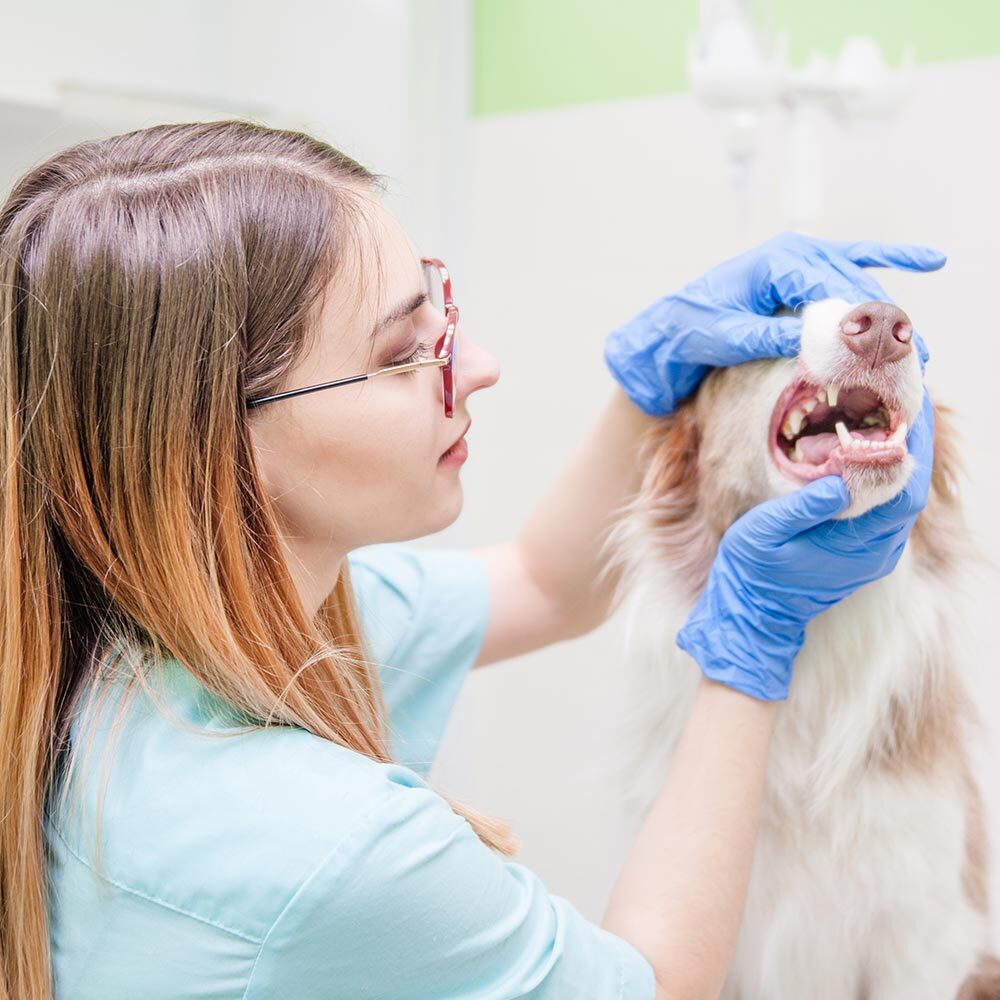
[249,190,499,615]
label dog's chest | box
[622,545,946,821]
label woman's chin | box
[436,481,464,529]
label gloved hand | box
[604,231,946,417]
[675,391,934,701]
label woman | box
[0,120,942,999]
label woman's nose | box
[456,334,500,399]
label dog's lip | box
[769,377,907,482]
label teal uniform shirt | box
[46,544,656,998]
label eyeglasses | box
[245,256,459,417]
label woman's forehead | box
[343,193,423,322]
[314,194,423,354]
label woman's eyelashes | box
[386,340,433,370]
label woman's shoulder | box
[50,660,430,943]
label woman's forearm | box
[601,678,778,1000]
[516,386,658,636]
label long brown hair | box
[0,119,516,1000]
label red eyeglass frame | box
[244,256,459,417]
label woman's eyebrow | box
[371,291,428,339]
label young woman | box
[0,120,942,999]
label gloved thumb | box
[739,476,850,544]
[831,239,947,273]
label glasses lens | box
[424,261,446,317]
[423,261,455,415]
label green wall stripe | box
[474,0,1000,116]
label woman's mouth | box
[439,438,468,465]
[439,424,470,466]
[770,379,908,482]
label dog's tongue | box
[797,432,839,464]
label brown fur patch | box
[956,956,1000,999]
[911,401,965,576]
[636,401,718,598]
[962,760,990,916]
[872,668,973,778]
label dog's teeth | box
[782,407,805,439]
[827,383,840,407]
[791,441,804,463]
[890,421,908,444]
[817,389,827,405]
[835,421,853,448]
[861,414,882,427]
[802,398,818,414]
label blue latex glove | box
[675,391,934,701]
[604,231,946,417]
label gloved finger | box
[913,328,930,370]
[826,239,948,272]
[769,261,895,311]
[716,313,802,363]
[736,476,850,545]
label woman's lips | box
[438,420,472,461]
[439,437,468,466]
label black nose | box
[839,302,913,368]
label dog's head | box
[622,298,961,599]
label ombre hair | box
[0,119,516,1000]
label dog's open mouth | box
[770,379,908,481]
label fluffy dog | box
[605,298,999,999]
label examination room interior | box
[0,0,998,948]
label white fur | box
[609,300,991,999]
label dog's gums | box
[770,377,908,483]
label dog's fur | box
[605,299,999,999]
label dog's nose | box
[839,301,913,367]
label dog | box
[604,297,999,999]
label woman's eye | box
[387,341,432,369]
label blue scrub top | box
[46,544,656,999]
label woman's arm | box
[601,677,777,1000]
[473,386,656,667]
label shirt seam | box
[51,821,263,945]
[239,793,397,1000]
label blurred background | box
[2,0,998,932]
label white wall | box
[430,56,1000,932]
[0,0,468,257]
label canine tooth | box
[835,421,852,448]
[827,383,840,406]
[890,421,908,444]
